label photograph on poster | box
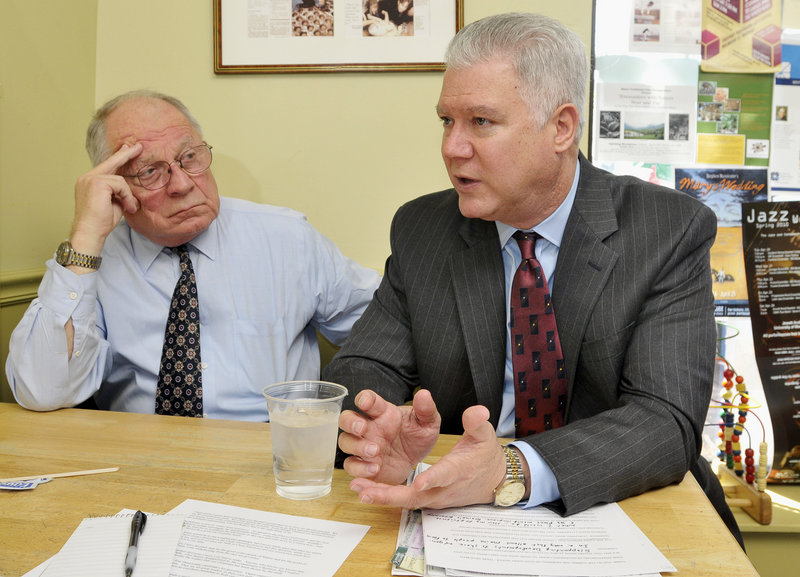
[696,72,772,166]
[627,0,701,54]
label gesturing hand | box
[338,389,441,486]
[339,390,507,510]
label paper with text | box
[421,502,675,577]
[38,513,185,577]
[167,499,370,577]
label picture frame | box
[214,0,463,74]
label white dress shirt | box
[7,197,381,421]
[495,160,580,507]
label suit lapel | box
[553,156,619,409]
[450,218,507,424]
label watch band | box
[493,445,526,506]
[56,240,102,270]
[68,251,102,269]
[502,446,524,485]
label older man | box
[8,90,380,420]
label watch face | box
[55,241,71,265]
[495,481,525,507]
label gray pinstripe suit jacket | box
[324,154,736,535]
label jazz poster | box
[742,201,800,483]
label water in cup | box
[263,381,347,500]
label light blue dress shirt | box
[7,197,381,421]
[495,160,580,506]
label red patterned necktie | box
[510,231,566,435]
[155,245,203,417]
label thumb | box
[461,405,494,441]
[411,388,440,428]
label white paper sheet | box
[421,502,675,577]
[38,513,185,577]
[593,55,698,165]
[167,499,370,577]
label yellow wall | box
[0,0,98,402]
[0,0,592,398]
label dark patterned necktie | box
[510,231,566,435]
[155,245,203,417]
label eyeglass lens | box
[136,144,212,189]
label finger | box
[461,405,493,440]
[353,389,394,420]
[410,389,441,429]
[112,183,140,214]
[338,409,368,436]
[350,478,420,509]
[90,142,143,176]
[341,455,380,478]
[337,430,379,461]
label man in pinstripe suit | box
[324,12,741,545]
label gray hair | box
[445,12,588,143]
[85,90,203,166]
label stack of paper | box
[391,469,675,577]
[26,500,369,577]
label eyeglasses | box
[122,143,213,190]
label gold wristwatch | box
[55,240,102,270]
[493,445,526,506]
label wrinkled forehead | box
[105,98,199,154]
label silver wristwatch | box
[493,446,526,506]
[55,240,102,270]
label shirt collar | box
[128,217,219,271]
[496,159,580,249]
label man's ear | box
[551,103,579,153]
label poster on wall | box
[742,200,800,483]
[700,0,782,73]
[675,167,767,315]
[628,0,701,55]
[593,56,697,164]
[696,71,772,166]
[769,32,800,199]
[214,0,462,73]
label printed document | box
[168,499,369,577]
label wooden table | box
[0,402,758,576]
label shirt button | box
[200,363,208,370]
[69,292,78,300]
[74,350,81,357]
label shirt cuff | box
[38,259,98,319]
[509,441,561,508]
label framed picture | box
[214,0,464,73]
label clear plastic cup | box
[263,380,347,500]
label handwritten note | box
[421,503,675,577]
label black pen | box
[124,510,147,577]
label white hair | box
[445,12,588,143]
